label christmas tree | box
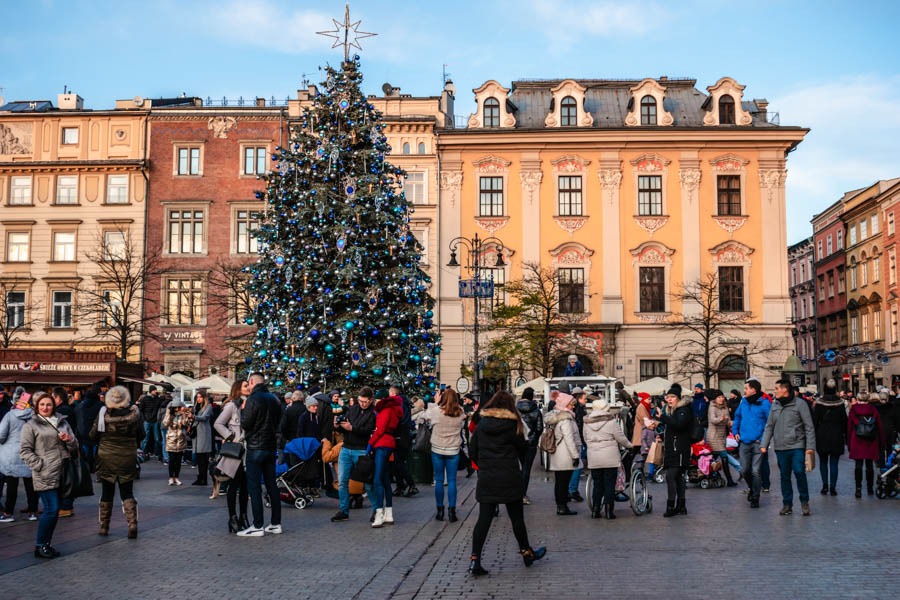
[244,55,439,396]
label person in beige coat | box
[19,391,79,559]
[584,398,632,519]
[706,390,738,487]
[162,398,193,486]
[424,389,466,522]
[545,393,582,516]
[214,380,250,533]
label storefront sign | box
[0,362,111,374]
[162,330,205,343]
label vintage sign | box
[162,330,205,343]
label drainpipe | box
[139,110,150,367]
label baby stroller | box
[875,435,900,499]
[686,442,725,489]
[277,438,322,510]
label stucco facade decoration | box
[0,94,149,360]
[437,76,807,391]
[879,181,900,390]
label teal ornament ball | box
[344,321,355,330]
[350,370,359,379]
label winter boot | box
[604,503,616,520]
[820,483,828,495]
[556,504,577,516]
[448,507,458,522]
[723,463,737,487]
[122,498,138,539]
[435,506,444,521]
[372,508,385,528]
[520,546,546,567]
[855,484,862,499]
[591,504,602,519]
[384,507,394,525]
[468,555,488,576]
[675,498,687,515]
[663,500,677,517]
[98,501,113,536]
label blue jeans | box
[36,489,60,546]
[818,452,839,488]
[775,448,809,506]
[245,449,280,529]
[337,448,374,514]
[371,447,393,510]
[739,441,763,499]
[431,452,460,508]
[141,421,156,454]
[568,445,587,494]
[159,429,170,462]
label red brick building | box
[788,237,816,387]
[143,99,287,377]
[812,196,848,389]
[880,181,900,389]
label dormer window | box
[640,96,657,125]
[719,95,735,124]
[560,97,577,126]
[484,98,500,128]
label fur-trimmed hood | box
[545,409,575,426]
[104,405,141,426]
[480,408,519,420]
[816,395,845,407]
[674,396,692,409]
[584,411,615,424]
[374,396,402,413]
[104,393,131,410]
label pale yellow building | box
[0,94,148,359]
[437,77,808,391]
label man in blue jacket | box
[732,378,770,508]
[691,383,709,427]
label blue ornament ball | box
[245,357,252,365]
[350,370,359,379]
[373,367,383,375]
[324,344,334,353]
[344,321,355,330]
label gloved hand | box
[572,458,579,468]
[366,444,373,454]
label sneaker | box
[57,509,74,518]
[0,514,14,523]
[750,498,760,508]
[27,514,38,521]
[522,496,531,505]
[174,479,183,486]
[779,505,792,516]
[236,526,265,537]
[801,502,811,516]
[331,511,349,522]
[264,524,282,534]
[168,478,175,486]
[762,488,770,493]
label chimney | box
[441,79,456,126]
[754,98,768,121]
[256,97,266,107]
[57,93,84,110]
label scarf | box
[746,392,763,405]
[97,406,109,433]
[640,398,652,414]
[776,393,795,407]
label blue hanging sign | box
[458,279,494,298]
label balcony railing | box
[203,96,291,107]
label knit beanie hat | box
[305,396,318,408]
[591,398,610,412]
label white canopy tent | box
[514,377,547,398]
[623,377,672,396]
[168,373,197,387]
[190,374,234,395]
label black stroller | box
[276,438,322,509]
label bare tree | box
[206,257,256,372]
[488,262,590,378]
[74,226,168,361]
[0,277,44,348]
[666,272,782,387]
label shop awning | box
[0,374,107,386]
[119,376,175,390]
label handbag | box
[219,441,244,460]
[61,452,94,499]
[350,454,375,484]
[805,451,816,472]
[457,448,470,471]
[188,422,198,439]
[414,424,432,453]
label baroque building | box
[788,236,817,387]
[437,76,807,391]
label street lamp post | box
[447,232,506,404]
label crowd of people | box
[0,370,897,575]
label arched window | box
[402,142,410,155]
[417,142,426,154]
[640,95,657,125]
[483,97,500,127]
[719,95,735,124]
[560,96,577,126]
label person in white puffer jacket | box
[583,398,632,520]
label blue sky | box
[3,0,899,244]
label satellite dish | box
[133,95,144,107]
[382,82,392,96]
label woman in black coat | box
[468,391,545,576]
[657,389,693,517]
[813,381,847,496]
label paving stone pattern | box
[0,456,896,599]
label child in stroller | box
[875,434,900,499]
[277,438,323,509]
[686,442,726,489]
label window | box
[417,142,426,155]
[483,98,500,128]
[817,240,823,260]
[850,265,857,290]
[166,277,203,325]
[861,260,868,286]
[873,257,880,282]
[719,95,735,124]
[718,266,744,312]
[850,315,859,345]
[55,176,78,204]
[892,310,898,346]
[837,268,844,293]
[404,172,425,204]
[61,127,78,145]
[402,142,410,155]
[837,229,843,249]
[53,232,75,262]
[557,176,583,216]
[558,268,585,313]
[639,266,665,312]
[51,291,72,328]
[827,271,834,298]
[849,226,856,246]
[177,147,200,175]
[800,262,806,282]
[639,359,667,381]
[875,310,882,339]
[860,219,867,240]
[479,176,503,216]
[106,175,128,204]
[560,96,577,126]
[10,176,32,205]
[717,175,741,216]
[638,175,662,216]
[818,275,825,300]
[791,266,796,287]
[102,290,123,328]
[5,291,25,329]
[104,231,126,261]
[826,234,832,255]
[168,210,204,254]
[235,210,259,254]
[640,96,657,125]
[479,268,505,315]
[6,232,29,262]
[410,228,428,264]
[862,313,870,343]
[891,252,897,285]
[890,212,895,236]
[243,147,267,175]
[872,214,879,236]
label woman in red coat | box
[847,392,884,498]
[367,391,403,528]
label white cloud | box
[771,75,900,241]
[203,0,331,53]
[527,0,663,44]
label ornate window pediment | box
[709,240,754,265]
[468,80,516,129]
[550,242,595,265]
[544,80,593,127]
[630,241,675,265]
[625,79,673,126]
[703,77,753,126]
[473,155,511,174]
[709,153,750,172]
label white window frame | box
[163,275,206,326]
[232,207,261,255]
[872,214,879,236]
[837,229,843,249]
[850,264,857,290]
[861,259,869,286]
[104,230,127,261]
[172,143,205,177]
[53,231,76,262]
[9,176,32,205]
[862,312,870,343]
[6,231,29,262]
[874,309,882,340]
[860,219,868,240]
[850,315,859,345]
[101,289,124,329]
[106,174,129,204]
[51,290,73,328]
[61,127,79,145]
[404,171,427,205]
[55,175,78,205]
[5,291,26,329]
[826,234,832,255]
[849,226,857,246]
[410,226,429,265]
[873,256,881,282]
[239,142,270,177]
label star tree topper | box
[316,3,377,60]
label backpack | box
[539,423,557,453]
[855,415,877,440]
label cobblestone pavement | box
[0,455,897,599]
